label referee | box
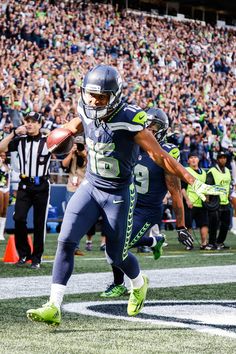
[0,112,51,269]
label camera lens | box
[77,143,85,151]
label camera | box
[75,135,85,152]
[76,143,85,152]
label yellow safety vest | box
[186,167,207,207]
[208,166,231,205]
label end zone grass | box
[0,230,236,353]
[1,285,236,354]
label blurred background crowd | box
[0,0,235,174]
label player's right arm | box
[134,128,226,201]
[63,117,84,135]
[134,129,195,184]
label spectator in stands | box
[190,134,205,167]
[180,135,191,167]
[0,1,235,136]
[221,129,233,150]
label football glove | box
[191,179,226,202]
[177,227,194,247]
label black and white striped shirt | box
[8,134,51,178]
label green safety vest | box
[186,167,207,207]
[207,167,231,205]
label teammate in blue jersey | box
[27,65,225,326]
[100,108,193,298]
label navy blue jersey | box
[78,100,147,189]
[134,141,180,208]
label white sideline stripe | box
[42,253,234,263]
[41,258,107,263]
[146,255,186,258]
[201,253,234,257]
[41,253,234,263]
[0,265,236,300]
[147,253,234,258]
[75,257,107,261]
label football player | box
[27,65,225,325]
[100,108,193,298]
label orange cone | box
[3,235,33,263]
[3,235,18,263]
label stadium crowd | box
[0,1,235,186]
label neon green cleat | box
[100,283,128,298]
[127,274,149,316]
[26,302,61,326]
[152,234,166,260]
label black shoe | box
[205,244,218,250]
[185,245,194,251]
[200,245,207,250]
[217,243,230,250]
[30,263,40,269]
[15,257,28,267]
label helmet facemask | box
[81,87,121,120]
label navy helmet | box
[81,65,123,120]
[146,108,169,142]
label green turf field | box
[0,230,236,354]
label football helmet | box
[146,108,169,142]
[81,65,123,120]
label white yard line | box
[0,265,236,300]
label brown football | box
[47,128,74,155]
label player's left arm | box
[134,129,226,201]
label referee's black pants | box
[208,204,231,245]
[14,180,50,264]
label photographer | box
[62,136,87,204]
[0,111,51,269]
